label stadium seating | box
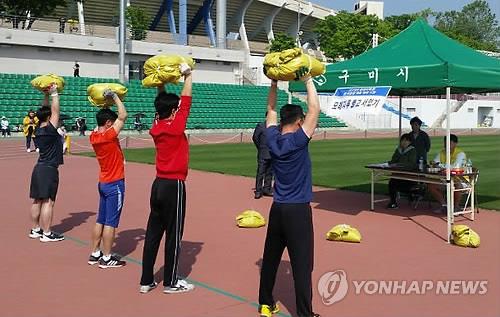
[0,73,346,130]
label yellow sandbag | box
[451,225,480,248]
[31,74,65,93]
[142,55,195,87]
[87,83,128,107]
[326,224,361,243]
[236,210,266,228]
[263,48,325,81]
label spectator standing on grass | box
[252,114,273,199]
[409,116,431,164]
[1,116,11,137]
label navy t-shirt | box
[266,126,312,203]
[36,122,63,167]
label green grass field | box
[83,135,500,210]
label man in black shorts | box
[28,83,65,242]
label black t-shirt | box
[36,122,63,167]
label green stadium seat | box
[0,74,346,131]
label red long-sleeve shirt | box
[149,95,191,181]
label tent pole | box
[398,96,402,137]
[446,87,452,243]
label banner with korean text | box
[318,86,392,116]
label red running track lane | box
[0,150,499,317]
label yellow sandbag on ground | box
[31,74,65,93]
[263,48,325,81]
[142,55,195,87]
[236,210,266,228]
[326,224,362,243]
[87,83,128,107]
[451,225,480,248]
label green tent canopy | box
[289,19,500,96]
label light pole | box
[119,0,126,83]
[296,2,301,47]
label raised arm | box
[168,67,193,134]
[300,75,320,138]
[266,80,278,127]
[104,90,127,133]
[42,93,49,107]
[180,63,192,97]
[48,84,60,128]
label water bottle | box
[466,159,472,173]
[418,157,424,172]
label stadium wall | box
[0,28,244,84]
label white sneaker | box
[27,149,31,153]
[139,281,158,294]
[35,148,39,153]
[163,279,195,294]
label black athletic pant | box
[259,202,314,317]
[26,127,34,149]
[389,179,414,203]
[141,178,186,287]
[255,157,273,194]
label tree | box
[314,11,396,59]
[1,0,64,16]
[385,9,434,32]
[268,33,297,52]
[126,5,149,41]
[434,0,499,51]
[0,0,66,29]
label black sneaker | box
[262,190,273,197]
[386,202,399,209]
[88,251,103,265]
[254,192,263,199]
[98,255,126,269]
[29,228,43,239]
[40,232,65,242]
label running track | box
[1,138,499,317]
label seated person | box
[133,115,143,132]
[428,134,467,213]
[387,133,417,209]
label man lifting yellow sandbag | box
[142,55,195,87]
[87,83,128,107]
[263,48,325,81]
[31,74,65,93]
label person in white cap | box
[1,116,11,137]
